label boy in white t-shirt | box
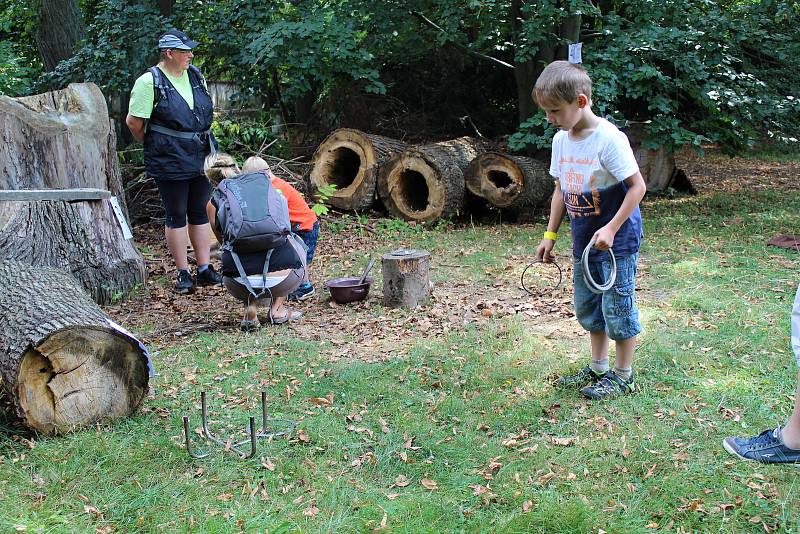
[534,61,647,400]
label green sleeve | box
[128,72,155,119]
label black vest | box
[144,66,215,181]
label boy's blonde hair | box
[533,60,592,106]
[204,153,240,185]
[242,156,271,174]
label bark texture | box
[382,250,431,309]
[36,0,86,72]
[465,152,553,210]
[377,137,486,223]
[0,260,149,434]
[0,83,128,216]
[0,83,144,303]
[309,128,408,211]
[0,200,145,304]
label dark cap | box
[157,29,198,50]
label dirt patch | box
[676,147,800,195]
[105,223,578,361]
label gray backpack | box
[212,172,294,298]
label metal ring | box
[521,258,563,297]
[581,239,616,294]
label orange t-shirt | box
[271,176,318,231]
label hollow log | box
[309,129,408,211]
[0,260,150,434]
[377,137,486,223]
[465,152,554,210]
[0,83,145,303]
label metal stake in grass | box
[182,391,296,459]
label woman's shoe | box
[270,308,304,325]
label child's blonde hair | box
[532,60,592,106]
[242,156,271,174]
[204,153,240,185]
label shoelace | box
[748,428,781,448]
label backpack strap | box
[229,247,274,301]
[188,65,211,98]
[149,66,168,107]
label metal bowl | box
[325,276,373,304]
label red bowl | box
[325,277,373,304]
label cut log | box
[0,83,145,303]
[0,260,150,434]
[377,137,486,223]
[465,152,554,210]
[382,249,431,309]
[309,129,408,211]
[625,123,679,192]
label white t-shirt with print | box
[549,118,639,218]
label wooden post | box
[382,249,431,309]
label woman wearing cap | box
[126,28,222,294]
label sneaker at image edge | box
[723,428,800,464]
[288,283,315,302]
[580,370,635,400]
[555,365,606,390]
[176,269,195,294]
[196,264,223,286]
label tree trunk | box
[377,137,486,223]
[156,0,175,16]
[0,83,145,304]
[36,0,86,72]
[465,152,554,210]
[625,123,678,192]
[309,129,408,211]
[0,260,150,435]
[0,199,145,305]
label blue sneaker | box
[723,427,800,464]
[580,370,635,400]
[288,283,315,302]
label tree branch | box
[410,11,515,70]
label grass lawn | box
[1,150,799,533]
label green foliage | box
[0,0,42,96]
[211,114,286,158]
[583,0,800,153]
[310,183,337,216]
[240,0,385,100]
[2,0,796,155]
[0,42,38,96]
[39,0,168,94]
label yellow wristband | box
[543,231,558,241]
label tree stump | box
[378,137,487,223]
[0,83,145,304]
[309,129,408,211]
[0,195,146,305]
[0,260,150,434]
[382,249,431,309]
[465,152,554,211]
[624,123,687,192]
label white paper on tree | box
[109,196,133,239]
[568,43,583,64]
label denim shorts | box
[293,221,319,265]
[573,253,642,341]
